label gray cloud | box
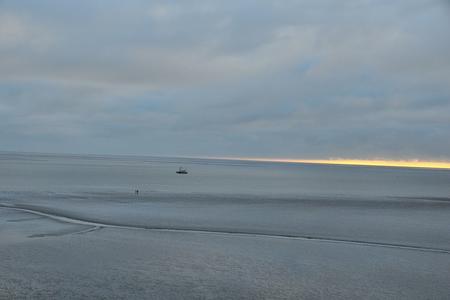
[0,0,449,160]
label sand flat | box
[1,193,450,299]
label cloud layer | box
[1,0,449,159]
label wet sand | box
[1,192,450,299]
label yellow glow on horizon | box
[211,157,450,170]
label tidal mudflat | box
[1,191,450,299]
[1,153,450,299]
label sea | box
[2,151,450,299]
[0,151,449,199]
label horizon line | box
[2,150,450,170]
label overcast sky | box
[1,0,449,160]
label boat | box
[176,167,188,174]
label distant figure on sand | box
[135,189,139,196]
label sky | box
[1,0,449,161]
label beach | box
[1,153,450,299]
[1,191,450,299]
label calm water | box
[1,152,449,199]
[2,152,450,299]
